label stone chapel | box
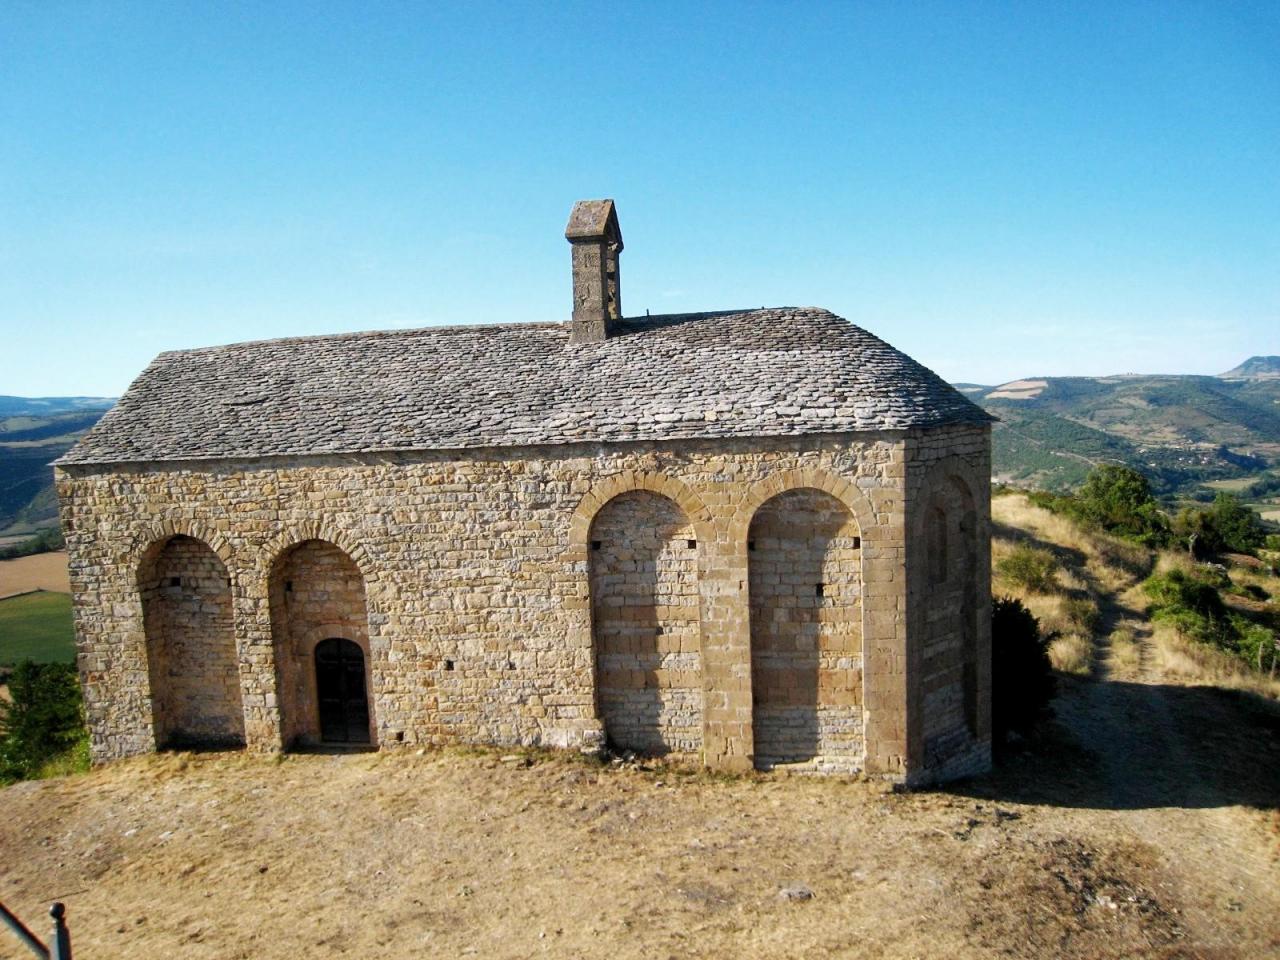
[56,200,994,784]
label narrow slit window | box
[444,659,454,671]
[815,583,825,597]
[591,540,602,551]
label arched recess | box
[138,534,245,748]
[917,470,981,763]
[588,490,703,756]
[747,488,862,769]
[268,538,376,748]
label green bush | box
[1174,494,1268,557]
[0,660,87,784]
[996,544,1059,593]
[1142,568,1278,669]
[1236,621,1279,673]
[1074,465,1170,546]
[992,596,1057,740]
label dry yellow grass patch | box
[1152,623,1280,699]
[1108,628,1143,673]
[1048,632,1092,675]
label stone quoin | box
[56,200,994,784]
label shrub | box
[1236,621,1279,674]
[992,596,1057,740]
[996,544,1060,593]
[1074,465,1170,547]
[0,661,87,784]
[1174,494,1268,557]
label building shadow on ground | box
[946,675,1280,812]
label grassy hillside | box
[0,400,112,537]
[972,372,1280,494]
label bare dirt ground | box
[2,662,1279,960]
[0,551,70,599]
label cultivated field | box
[0,550,71,598]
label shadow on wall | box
[589,491,703,757]
[951,676,1280,812]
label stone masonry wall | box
[748,489,862,772]
[589,491,702,756]
[905,425,993,784]
[58,424,990,781]
[138,535,244,747]
[269,539,373,747]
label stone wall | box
[269,539,373,747]
[748,489,861,772]
[589,491,701,756]
[58,423,991,782]
[905,427,993,784]
[138,535,243,747]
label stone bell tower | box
[565,199,623,344]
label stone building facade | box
[57,200,993,784]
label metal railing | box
[0,901,71,959]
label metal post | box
[0,899,49,958]
[49,903,70,960]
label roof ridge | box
[154,307,824,358]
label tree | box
[0,661,85,783]
[1074,465,1168,546]
[1207,492,1266,554]
[1172,493,1267,557]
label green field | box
[0,591,76,664]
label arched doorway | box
[268,539,376,748]
[314,638,371,744]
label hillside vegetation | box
[0,398,112,542]
[968,367,1280,494]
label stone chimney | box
[565,199,623,344]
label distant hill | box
[0,398,114,538]
[965,373,1280,494]
[0,396,114,417]
[1219,356,1280,380]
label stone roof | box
[58,308,992,466]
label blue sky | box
[2,2,1277,396]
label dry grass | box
[991,495,1143,675]
[2,743,1279,960]
[0,550,70,598]
[1108,628,1143,673]
[1152,624,1280,700]
[1047,632,1092,675]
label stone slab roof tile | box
[59,308,992,465]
